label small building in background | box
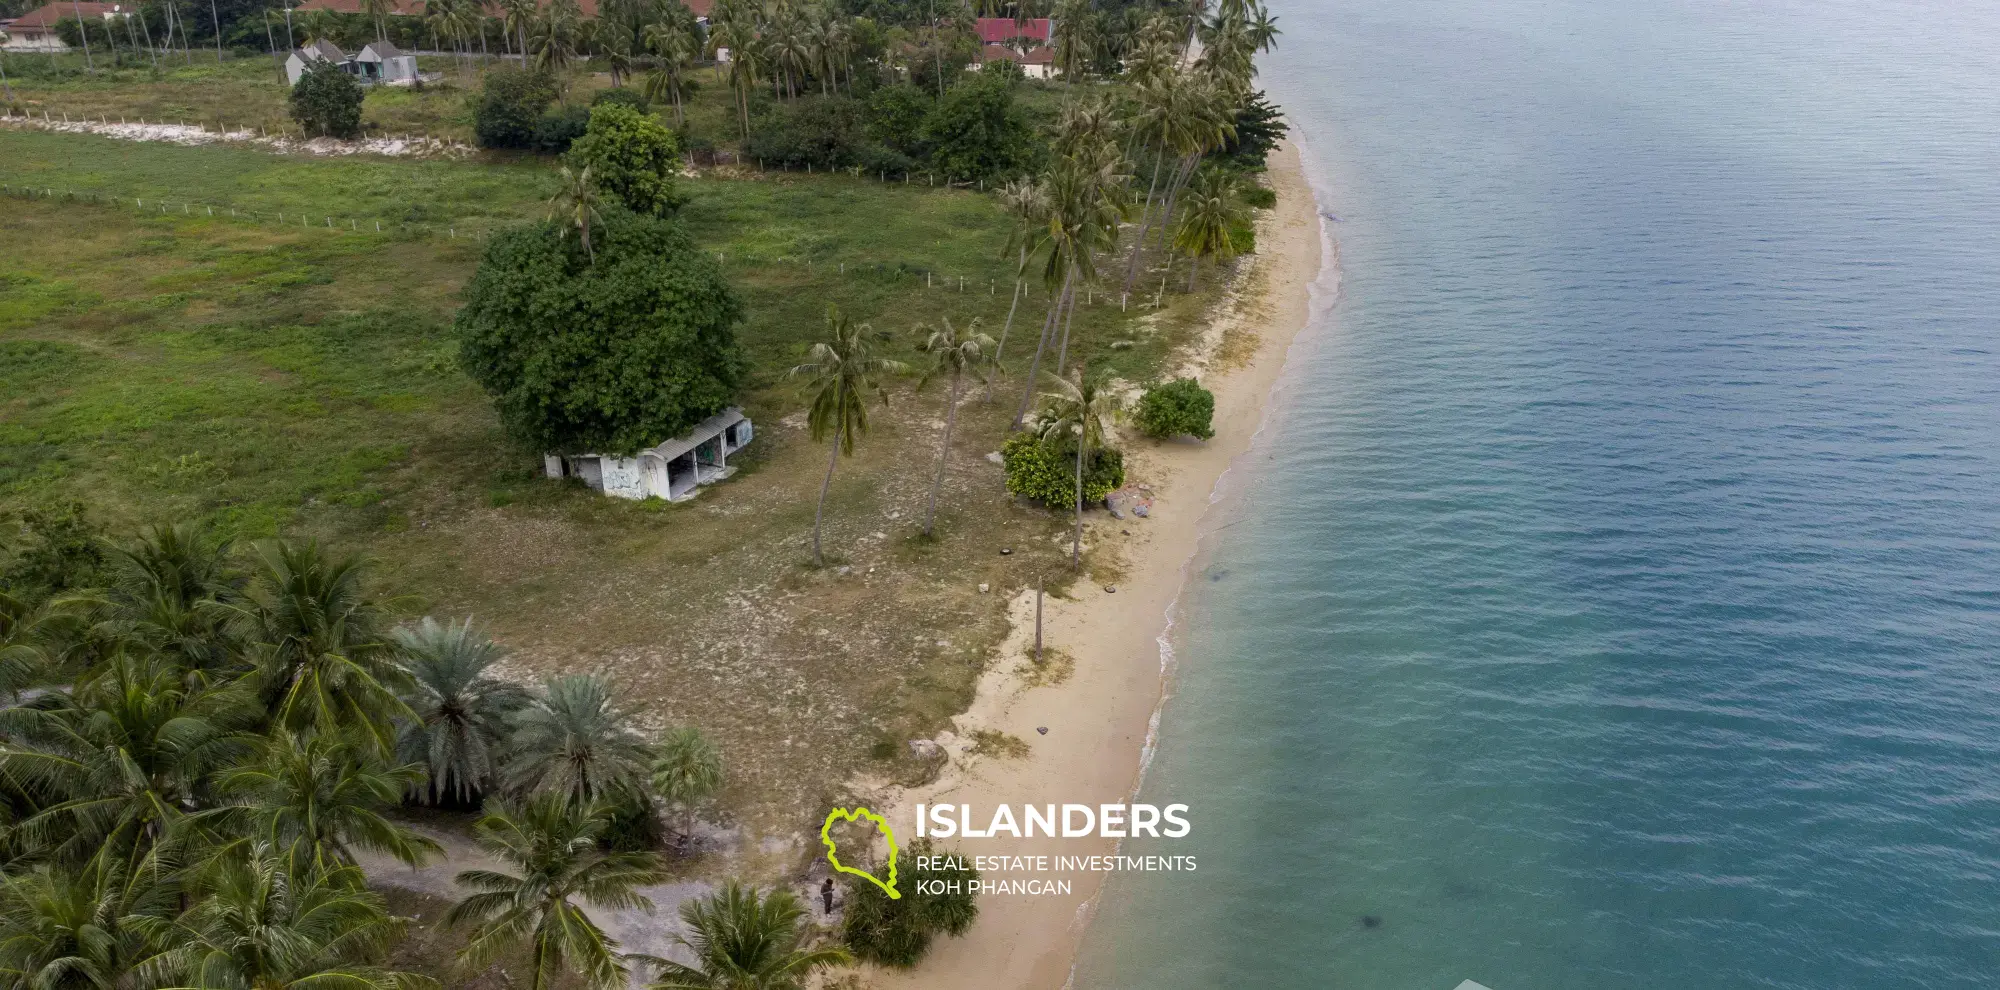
[354,40,418,84]
[545,408,755,502]
[973,16,1056,78]
[284,37,350,86]
[2,2,133,51]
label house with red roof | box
[2,2,135,51]
[973,16,1055,78]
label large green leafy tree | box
[567,103,686,218]
[288,60,364,139]
[920,75,1043,182]
[457,213,746,457]
[476,69,559,149]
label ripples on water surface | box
[1074,0,2000,987]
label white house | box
[283,38,349,86]
[545,408,754,502]
[3,2,132,51]
[354,40,418,84]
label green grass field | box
[0,125,1232,856]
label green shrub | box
[591,87,650,112]
[1002,432,1124,506]
[1240,184,1277,209]
[289,61,364,139]
[567,103,684,216]
[474,68,557,149]
[865,84,931,156]
[599,788,665,852]
[455,212,746,455]
[0,502,109,604]
[1136,378,1216,440]
[842,838,978,967]
[921,75,1043,182]
[533,105,592,153]
[745,95,869,169]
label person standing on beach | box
[822,877,835,915]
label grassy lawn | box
[0,127,1230,868]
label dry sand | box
[864,139,1324,990]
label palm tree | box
[153,843,432,990]
[0,652,255,870]
[502,0,538,59]
[450,795,666,990]
[645,882,848,990]
[240,540,413,752]
[393,617,530,806]
[993,176,1050,398]
[790,306,909,568]
[532,0,582,76]
[109,522,243,686]
[0,858,168,990]
[361,0,393,46]
[650,725,723,845]
[644,16,697,127]
[1034,368,1120,570]
[504,673,655,806]
[1012,149,1128,428]
[548,163,604,263]
[1172,166,1246,290]
[207,730,440,874]
[917,319,997,537]
[706,5,760,139]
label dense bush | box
[0,502,109,604]
[1240,184,1277,209]
[567,103,684,216]
[475,69,558,149]
[745,95,869,169]
[843,839,979,966]
[1223,91,1289,169]
[533,104,592,153]
[591,87,650,112]
[921,75,1043,182]
[289,60,364,139]
[1002,432,1124,506]
[455,212,746,455]
[865,84,931,156]
[1136,378,1216,440]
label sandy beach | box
[867,139,1323,990]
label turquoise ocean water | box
[1072,1,2000,987]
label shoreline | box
[868,138,1324,990]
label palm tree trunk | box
[812,379,845,566]
[1055,262,1083,375]
[1123,153,1164,293]
[988,269,1024,400]
[1073,432,1085,569]
[1189,253,1200,291]
[924,370,961,536]
[1156,154,1200,253]
[1012,269,1072,429]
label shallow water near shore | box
[1073,1,2000,987]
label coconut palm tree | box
[1035,368,1120,570]
[0,652,255,870]
[790,305,909,568]
[644,16,697,127]
[532,0,582,76]
[240,540,413,754]
[206,730,439,875]
[360,0,393,46]
[503,673,655,806]
[450,794,666,990]
[548,163,604,263]
[1172,166,1246,290]
[0,858,169,989]
[644,882,849,990]
[502,0,538,59]
[706,4,761,139]
[916,319,997,537]
[993,176,1050,397]
[1012,149,1128,428]
[108,522,243,687]
[650,725,723,845]
[152,843,432,990]
[393,617,530,806]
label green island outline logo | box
[820,806,900,899]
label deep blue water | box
[1074,1,2000,987]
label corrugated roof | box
[976,16,1050,44]
[642,407,747,463]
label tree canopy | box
[289,61,364,140]
[920,75,1042,183]
[456,212,746,456]
[567,103,686,217]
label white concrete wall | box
[599,457,649,500]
